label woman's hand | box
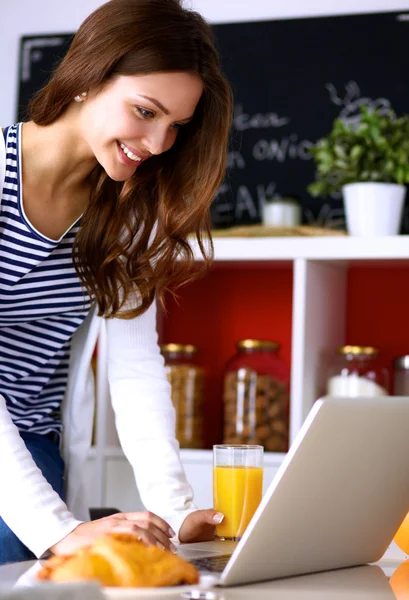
[178,509,224,543]
[49,511,177,555]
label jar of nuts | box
[161,343,205,449]
[223,339,290,452]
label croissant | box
[37,533,200,587]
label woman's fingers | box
[122,511,175,538]
[108,512,176,551]
[112,522,176,552]
[49,511,177,556]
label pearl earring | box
[74,91,88,103]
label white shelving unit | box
[86,235,409,513]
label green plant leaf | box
[368,125,381,142]
[396,166,405,184]
[307,182,325,197]
[350,145,364,160]
[398,149,408,165]
[385,159,395,173]
[334,144,346,159]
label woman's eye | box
[135,107,154,119]
[171,122,187,131]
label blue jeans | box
[0,431,65,565]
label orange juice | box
[213,465,263,539]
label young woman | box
[0,0,232,564]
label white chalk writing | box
[326,80,391,125]
[252,135,314,162]
[227,151,246,169]
[234,104,290,131]
[213,181,282,223]
[304,203,345,228]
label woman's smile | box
[117,141,143,166]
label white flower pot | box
[342,182,406,237]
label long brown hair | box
[29,0,232,318]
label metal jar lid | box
[338,345,378,357]
[394,355,409,370]
[160,343,197,355]
[236,339,280,351]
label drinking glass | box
[213,444,264,541]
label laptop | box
[179,396,409,587]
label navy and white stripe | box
[0,124,92,438]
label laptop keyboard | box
[188,554,232,573]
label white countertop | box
[0,543,407,600]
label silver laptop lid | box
[221,396,409,586]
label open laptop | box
[179,396,409,587]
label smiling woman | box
[0,0,232,567]
[28,0,232,318]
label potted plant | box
[308,105,409,236]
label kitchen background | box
[1,0,409,527]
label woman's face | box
[79,72,204,181]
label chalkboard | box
[16,11,409,230]
[210,11,409,229]
[17,34,73,121]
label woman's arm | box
[0,395,82,558]
[106,299,198,539]
[0,356,176,558]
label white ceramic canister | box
[262,198,302,227]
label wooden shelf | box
[192,235,409,262]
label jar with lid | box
[160,343,205,449]
[222,339,290,452]
[393,356,409,395]
[326,346,389,397]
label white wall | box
[1,0,409,125]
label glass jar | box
[222,339,290,452]
[393,356,409,395]
[161,343,205,449]
[326,346,389,397]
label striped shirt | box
[0,123,92,438]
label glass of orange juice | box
[213,444,263,541]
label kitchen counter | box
[0,546,407,600]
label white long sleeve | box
[106,300,198,538]
[0,395,82,558]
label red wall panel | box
[161,265,293,447]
